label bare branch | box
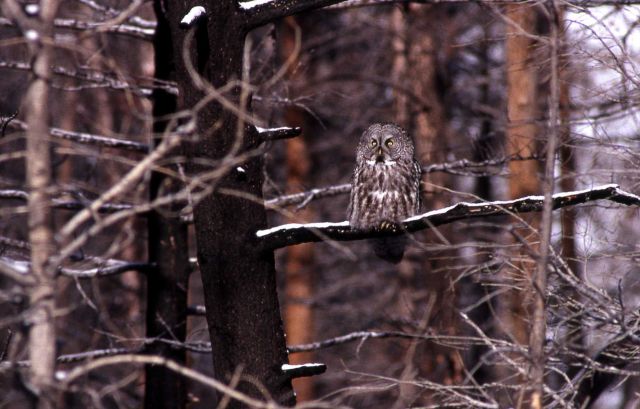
[59,354,286,409]
[241,0,348,29]
[0,16,154,40]
[257,184,640,249]
[324,0,640,9]
[265,155,541,208]
[1,117,149,152]
[0,59,178,97]
[0,189,135,213]
[288,330,437,353]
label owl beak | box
[375,147,384,162]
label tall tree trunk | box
[154,1,294,406]
[504,4,541,407]
[280,17,317,403]
[392,7,462,406]
[3,0,63,407]
[145,3,190,408]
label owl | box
[348,123,422,263]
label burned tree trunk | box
[153,1,293,406]
[145,3,190,409]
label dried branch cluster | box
[1,0,640,408]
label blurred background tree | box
[1,1,640,408]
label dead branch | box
[0,59,178,97]
[0,190,135,213]
[241,0,349,29]
[265,155,541,208]
[257,184,640,249]
[1,117,149,152]
[0,16,153,40]
[59,354,285,409]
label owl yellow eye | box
[385,139,394,147]
[370,139,377,147]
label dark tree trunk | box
[153,1,294,406]
[145,3,190,408]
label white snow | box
[256,126,294,133]
[257,184,628,238]
[257,184,627,238]
[238,0,277,10]
[405,184,623,222]
[24,4,39,15]
[236,166,246,173]
[180,6,206,26]
[55,370,67,381]
[0,257,30,274]
[256,221,349,237]
[281,363,325,371]
[25,30,38,41]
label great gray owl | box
[348,123,422,263]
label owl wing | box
[346,165,359,224]
[412,159,422,214]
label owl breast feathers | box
[347,123,422,263]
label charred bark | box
[145,4,190,409]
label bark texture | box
[145,4,190,408]
[11,1,62,407]
[154,1,294,406]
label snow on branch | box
[180,6,207,28]
[281,363,326,378]
[257,184,640,250]
[241,0,348,29]
[256,125,301,141]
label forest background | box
[1,0,640,408]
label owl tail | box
[372,236,407,264]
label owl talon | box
[379,220,400,232]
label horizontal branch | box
[0,255,152,279]
[0,59,178,97]
[241,0,348,29]
[256,126,301,141]
[2,117,149,152]
[59,261,153,278]
[240,0,640,30]
[257,184,640,249]
[0,16,154,40]
[0,189,135,213]
[266,184,350,209]
[325,0,640,8]
[265,154,540,209]
[288,330,434,352]
[281,363,326,378]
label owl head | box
[356,123,414,165]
